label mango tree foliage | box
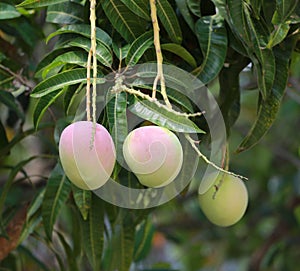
[0,0,299,270]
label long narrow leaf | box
[17,0,68,8]
[120,0,150,20]
[161,43,197,68]
[129,100,204,133]
[42,163,71,239]
[72,185,91,220]
[31,68,104,98]
[33,88,66,128]
[46,24,112,49]
[125,31,153,67]
[46,2,84,24]
[82,194,104,271]
[237,39,295,152]
[194,15,227,84]
[107,92,128,164]
[157,0,182,44]
[101,0,147,42]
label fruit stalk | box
[90,0,97,125]
[149,0,171,109]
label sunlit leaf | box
[267,23,290,48]
[46,24,112,49]
[0,3,21,19]
[46,1,85,24]
[69,37,113,68]
[41,51,87,79]
[157,0,182,44]
[31,68,104,98]
[33,88,66,129]
[161,43,197,68]
[129,100,204,133]
[17,0,68,8]
[107,92,128,164]
[125,31,153,67]
[42,163,71,239]
[194,15,227,84]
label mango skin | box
[198,174,248,227]
[59,121,116,190]
[123,126,183,188]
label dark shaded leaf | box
[82,194,104,271]
[194,15,227,84]
[120,0,150,20]
[42,163,71,239]
[237,39,295,152]
[101,0,147,42]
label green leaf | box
[82,194,104,271]
[274,0,299,22]
[35,48,71,78]
[243,6,276,99]
[129,100,204,133]
[267,23,290,48]
[161,43,197,68]
[112,43,130,60]
[125,31,153,67]
[133,218,154,262]
[0,3,21,19]
[194,15,228,84]
[33,88,66,129]
[157,0,182,44]
[42,163,71,239]
[106,224,135,271]
[18,190,44,244]
[107,92,128,164]
[46,24,112,49]
[0,91,24,121]
[72,185,91,220]
[69,37,113,68]
[31,68,104,98]
[219,53,250,131]
[175,0,195,31]
[41,51,88,79]
[187,0,201,17]
[46,1,85,24]
[120,0,150,20]
[17,0,69,8]
[0,156,38,217]
[101,0,147,42]
[237,38,295,152]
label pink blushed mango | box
[59,121,116,190]
[123,126,183,188]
